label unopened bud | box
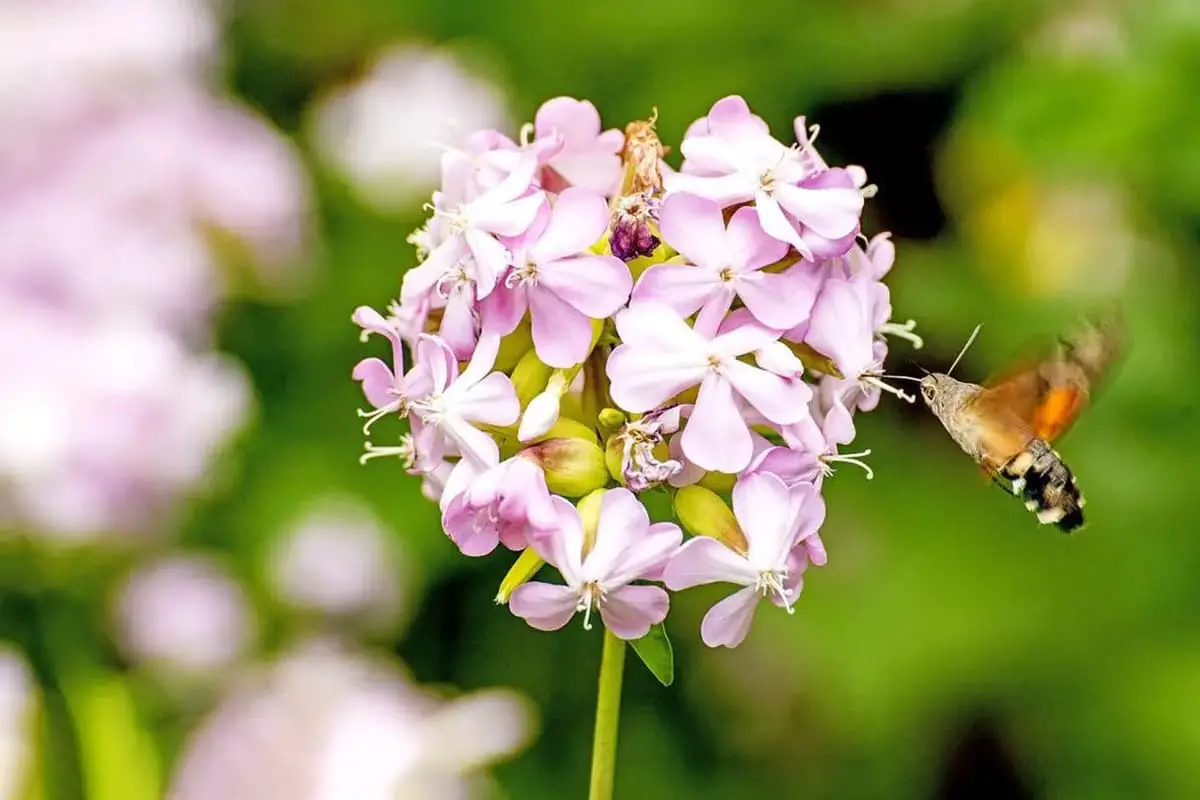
[575,489,606,557]
[520,438,608,498]
[597,408,627,436]
[698,470,736,494]
[673,485,746,552]
[511,349,553,407]
[495,548,546,604]
[518,389,561,442]
[537,417,599,447]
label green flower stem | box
[588,628,627,800]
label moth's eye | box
[921,384,935,402]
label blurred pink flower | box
[509,489,681,640]
[0,315,250,538]
[664,473,825,648]
[168,640,534,800]
[270,498,406,629]
[309,43,511,210]
[114,554,254,675]
[0,647,35,800]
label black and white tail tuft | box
[999,439,1085,533]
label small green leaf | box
[630,624,674,687]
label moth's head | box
[920,373,957,411]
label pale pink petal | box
[479,281,528,337]
[774,182,863,240]
[539,255,632,319]
[681,375,751,472]
[606,346,706,413]
[700,587,761,648]
[550,153,623,195]
[663,170,756,207]
[724,361,811,426]
[529,288,593,368]
[351,307,404,371]
[444,417,500,468]
[737,269,817,330]
[754,341,805,378]
[791,483,827,541]
[658,193,728,268]
[439,289,478,360]
[501,459,558,531]
[600,585,669,640]
[509,582,580,631]
[352,358,395,408]
[463,228,510,298]
[517,389,561,442]
[677,135,745,176]
[753,191,809,255]
[401,236,463,303]
[484,154,540,204]
[726,206,788,270]
[458,373,519,428]
[604,522,683,588]
[631,263,720,317]
[535,97,602,147]
[613,302,707,356]
[443,495,500,557]
[524,497,583,579]
[532,187,610,262]
[733,472,798,567]
[709,324,780,359]
[456,330,502,388]
[584,489,647,579]
[414,334,458,394]
[474,192,546,237]
[804,278,874,379]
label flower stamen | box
[878,319,924,349]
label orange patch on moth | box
[1033,387,1083,440]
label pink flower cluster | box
[354,95,920,648]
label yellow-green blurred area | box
[9,0,1200,797]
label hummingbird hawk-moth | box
[918,310,1124,533]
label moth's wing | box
[973,309,1124,443]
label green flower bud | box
[511,349,553,406]
[575,488,606,556]
[535,417,599,447]
[495,319,534,373]
[673,485,746,552]
[597,408,627,437]
[698,470,736,494]
[496,548,546,604]
[520,438,608,498]
[604,435,624,485]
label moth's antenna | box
[947,324,983,377]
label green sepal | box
[630,624,674,687]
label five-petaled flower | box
[509,489,682,640]
[663,472,826,648]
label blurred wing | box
[971,308,1125,443]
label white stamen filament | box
[878,319,924,349]
[862,374,916,404]
[518,121,535,147]
[860,183,879,198]
[577,583,605,631]
[408,394,446,426]
[357,395,405,434]
[359,435,417,467]
[820,448,875,480]
[435,265,472,300]
[755,571,795,615]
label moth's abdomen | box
[999,439,1085,533]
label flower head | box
[664,472,825,648]
[509,489,681,639]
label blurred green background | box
[8,0,1200,796]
